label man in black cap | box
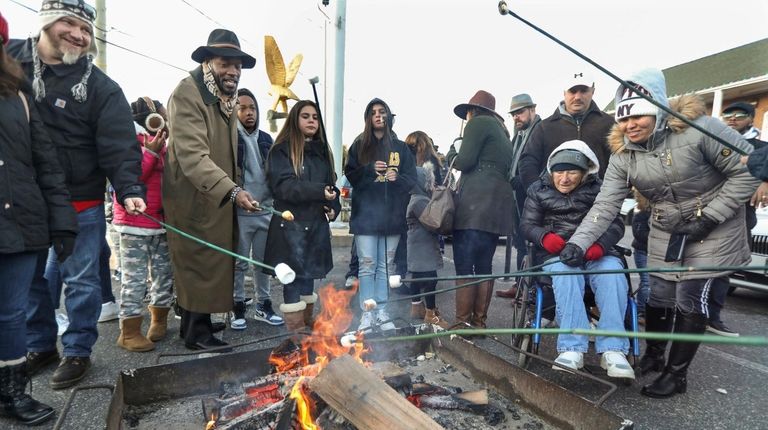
[7,0,145,389]
[722,102,763,142]
[163,29,259,351]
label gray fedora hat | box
[509,93,536,113]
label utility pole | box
[331,0,347,187]
[94,0,107,72]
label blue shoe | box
[254,300,284,326]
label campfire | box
[199,284,517,430]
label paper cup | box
[388,274,402,289]
[274,263,296,284]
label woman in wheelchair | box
[520,140,635,379]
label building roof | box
[605,38,768,110]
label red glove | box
[584,243,604,261]
[541,233,566,254]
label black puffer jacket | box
[1,90,78,254]
[264,139,341,279]
[520,171,624,265]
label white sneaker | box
[376,308,396,331]
[358,311,375,331]
[552,351,584,373]
[600,351,635,379]
[98,301,119,323]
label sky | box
[4,0,768,160]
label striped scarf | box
[202,60,237,119]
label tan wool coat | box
[163,67,240,313]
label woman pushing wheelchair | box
[520,140,634,379]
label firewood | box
[310,355,444,430]
[454,389,488,405]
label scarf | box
[202,60,237,119]
[30,37,94,103]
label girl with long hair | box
[264,100,340,341]
[405,130,443,184]
[345,98,416,330]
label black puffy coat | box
[520,171,624,265]
[264,139,341,279]
[1,90,78,254]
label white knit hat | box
[615,83,657,122]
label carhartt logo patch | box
[54,98,66,108]
[721,148,732,157]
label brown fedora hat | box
[454,90,503,121]
[191,29,256,69]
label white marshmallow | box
[388,275,402,289]
[363,299,377,311]
[274,263,296,284]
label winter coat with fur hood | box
[568,69,759,281]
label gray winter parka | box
[406,165,444,273]
[569,89,759,281]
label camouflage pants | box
[118,233,174,318]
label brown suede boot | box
[280,302,308,334]
[472,280,495,329]
[410,301,426,319]
[454,280,476,325]
[424,308,449,329]
[300,294,318,330]
[146,306,170,342]
[117,316,155,352]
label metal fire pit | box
[106,330,632,429]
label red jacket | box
[113,135,165,229]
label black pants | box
[283,278,314,304]
[346,236,358,278]
[648,276,726,316]
[179,307,214,344]
[452,229,498,276]
[410,270,438,309]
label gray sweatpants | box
[648,276,725,317]
[234,214,271,303]
[118,233,174,318]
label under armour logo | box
[574,73,583,78]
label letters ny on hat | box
[192,29,256,69]
[509,93,536,114]
[454,90,504,122]
[615,83,658,122]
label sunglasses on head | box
[722,112,750,120]
[50,0,96,20]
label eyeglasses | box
[722,112,750,120]
[508,108,528,118]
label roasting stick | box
[139,213,296,283]
[254,203,295,221]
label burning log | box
[310,355,444,430]
[216,399,285,430]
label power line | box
[6,0,187,72]
[177,0,257,49]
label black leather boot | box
[638,305,673,375]
[0,362,55,425]
[641,311,707,398]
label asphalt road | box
[5,228,768,429]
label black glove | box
[559,243,585,267]
[51,234,76,263]
[673,215,718,242]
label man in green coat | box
[163,29,259,351]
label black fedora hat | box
[191,29,256,69]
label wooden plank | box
[309,355,443,430]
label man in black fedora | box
[163,29,260,351]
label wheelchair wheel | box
[511,256,534,368]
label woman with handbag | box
[264,100,340,343]
[446,90,515,328]
[345,98,416,330]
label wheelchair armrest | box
[613,244,632,257]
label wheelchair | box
[510,243,641,373]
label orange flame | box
[205,412,217,430]
[290,376,317,430]
[282,282,371,428]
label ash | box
[123,394,212,429]
[394,355,554,430]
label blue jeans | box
[633,249,650,314]
[0,252,37,361]
[356,234,399,311]
[27,205,106,357]
[545,256,629,354]
[46,235,114,306]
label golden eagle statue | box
[265,35,302,131]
